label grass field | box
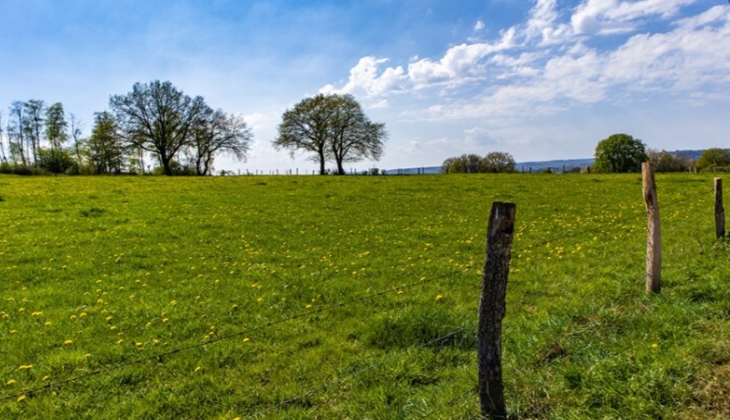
[1,173,730,419]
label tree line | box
[0,81,386,176]
[442,134,729,175]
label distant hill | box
[385,149,706,175]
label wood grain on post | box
[715,178,725,239]
[478,202,516,420]
[642,162,661,293]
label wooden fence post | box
[642,162,661,293]
[715,178,725,239]
[478,202,516,420]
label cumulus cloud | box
[320,0,729,122]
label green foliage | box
[593,133,648,173]
[442,152,515,173]
[0,174,729,418]
[37,149,76,174]
[481,151,516,173]
[696,148,730,171]
[274,94,386,175]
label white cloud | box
[474,20,485,31]
[571,0,698,35]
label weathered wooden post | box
[478,202,516,419]
[642,162,661,293]
[716,178,725,239]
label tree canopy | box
[441,152,515,174]
[696,148,730,171]
[274,93,386,175]
[593,133,647,173]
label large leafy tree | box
[274,94,333,175]
[593,133,647,173]
[110,81,207,176]
[189,108,252,176]
[87,111,127,174]
[481,151,516,173]
[274,94,386,175]
[696,148,730,171]
[327,94,386,175]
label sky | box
[0,0,728,173]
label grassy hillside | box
[1,173,729,419]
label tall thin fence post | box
[642,162,661,293]
[715,178,725,239]
[478,202,516,420]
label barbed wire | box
[246,327,473,419]
[0,271,462,403]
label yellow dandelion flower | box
[435,294,443,301]
[162,318,169,323]
[305,304,312,309]
[42,376,50,381]
[17,395,25,402]
[117,339,124,345]
[31,311,43,317]
[170,300,177,306]
[194,366,201,372]
[44,321,52,326]
[84,354,91,358]
[63,340,73,345]
[6,379,16,385]
[243,337,250,343]
[651,343,659,349]
[18,365,32,370]
[79,312,87,318]
[152,339,160,345]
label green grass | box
[0,173,729,419]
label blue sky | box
[1,0,728,172]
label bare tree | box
[110,81,207,175]
[190,109,252,175]
[7,102,27,166]
[69,113,85,166]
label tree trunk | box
[318,152,326,175]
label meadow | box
[1,173,729,419]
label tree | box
[7,102,27,166]
[696,148,730,171]
[593,133,647,173]
[274,94,334,175]
[69,113,85,167]
[646,149,691,173]
[87,111,127,174]
[110,81,207,176]
[442,154,483,173]
[327,94,386,175]
[23,100,45,164]
[189,108,252,176]
[481,152,516,173]
[274,93,386,175]
[0,111,7,163]
[44,102,68,152]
